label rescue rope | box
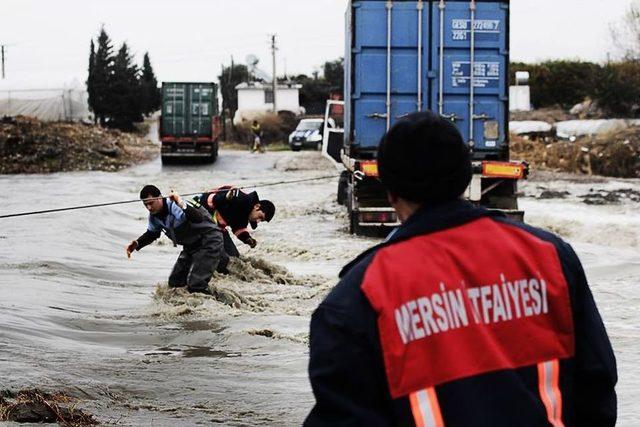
[0,174,339,219]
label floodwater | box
[0,149,638,425]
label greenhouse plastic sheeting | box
[0,80,90,122]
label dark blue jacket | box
[305,200,617,427]
[136,199,216,250]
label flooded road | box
[0,149,372,425]
[0,152,638,425]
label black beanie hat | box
[377,111,472,203]
[260,200,275,222]
[250,200,275,229]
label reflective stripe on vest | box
[212,211,227,228]
[538,359,564,427]
[409,387,444,427]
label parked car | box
[288,118,333,151]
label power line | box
[0,174,338,220]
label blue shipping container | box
[345,0,509,160]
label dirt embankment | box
[0,388,97,425]
[511,127,640,178]
[0,116,158,174]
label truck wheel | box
[161,155,172,165]
[291,146,301,152]
[337,171,348,206]
[209,141,219,163]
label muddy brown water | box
[0,152,638,425]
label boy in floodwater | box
[125,185,224,295]
[195,186,275,264]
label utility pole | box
[1,45,5,79]
[221,63,228,141]
[0,43,17,79]
[270,34,278,113]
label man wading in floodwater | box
[305,112,617,426]
[125,185,223,295]
[196,186,275,263]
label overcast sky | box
[0,0,633,88]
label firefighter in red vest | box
[305,111,617,426]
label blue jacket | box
[305,200,617,427]
[139,199,217,249]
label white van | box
[288,118,333,151]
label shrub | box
[593,61,640,117]
[510,61,601,109]
[235,113,298,145]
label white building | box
[234,82,304,125]
[509,71,531,112]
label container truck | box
[160,82,220,163]
[322,0,527,235]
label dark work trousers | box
[216,230,240,273]
[223,230,240,257]
[168,230,223,292]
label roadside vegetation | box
[512,2,640,117]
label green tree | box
[323,58,344,92]
[108,42,142,130]
[87,27,160,130]
[298,76,331,115]
[218,63,249,119]
[594,61,640,117]
[295,58,344,115]
[93,27,114,126]
[86,39,97,123]
[140,52,161,116]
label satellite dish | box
[246,54,259,67]
[245,54,270,82]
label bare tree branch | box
[610,0,640,60]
